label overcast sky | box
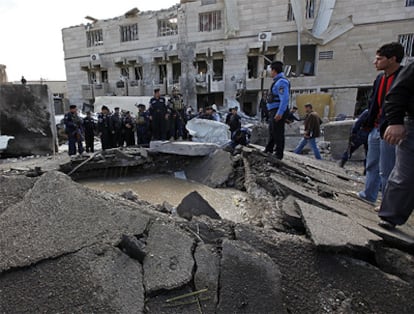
[0,0,179,82]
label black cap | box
[69,105,77,109]
[154,88,160,93]
[101,105,109,111]
[138,103,146,108]
[114,107,120,110]
[305,103,312,108]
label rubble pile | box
[0,145,414,313]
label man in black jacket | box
[378,61,414,230]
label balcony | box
[93,83,109,97]
[81,84,94,100]
[128,80,145,96]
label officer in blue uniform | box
[64,104,84,157]
[264,61,290,160]
[97,105,114,150]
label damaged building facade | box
[62,0,414,117]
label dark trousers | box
[265,109,286,159]
[85,132,94,153]
[152,112,167,140]
[379,121,414,225]
[68,135,84,156]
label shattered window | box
[406,0,414,6]
[158,17,178,37]
[86,29,103,47]
[199,11,222,32]
[201,0,216,4]
[120,24,139,42]
[399,33,414,57]
[287,0,315,21]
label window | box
[172,62,181,84]
[120,24,138,42]
[283,45,316,76]
[159,64,167,84]
[121,68,129,79]
[247,56,259,78]
[133,66,143,81]
[201,0,216,5]
[158,17,178,37]
[287,0,315,21]
[287,2,294,21]
[399,33,414,57]
[213,59,223,81]
[406,0,414,6]
[199,11,222,32]
[86,29,103,47]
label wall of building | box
[62,0,414,117]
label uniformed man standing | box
[136,104,151,146]
[64,104,84,157]
[97,105,114,150]
[168,88,185,140]
[83,111,96,153]
[111,107,123,147]
[264,61,290,160]
[149,88,168,141]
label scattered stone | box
[118,234,147,263]
[281,195,305,231]
[0,244,145,313]
[176,191,221,221]
[296,200,382,253]
[0,175,37,214]
[376,246,414,283]
[143,221,195,294]
[216,239,285,314]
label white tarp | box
[186,118,230,145]
[0,135,14,152]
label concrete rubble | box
[0,144,414,313]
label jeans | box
[293,137,322,160]
[359,128,395,203]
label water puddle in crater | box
[80,174,249,223]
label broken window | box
[158,17,178,37]
[199,11,222,32]
[101,70,108,83]
[132,66,143,81]
[399,33,414,57]
[247,56,259,79]
[213,59,223,81]
[120,24,138,42]
[406,0,414,6]
[283,45,316,76]
[159,64,167,84]
[86,29,103,47]
[172,62,181,84]
[287,0,315,21]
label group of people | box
[262,43,414,230]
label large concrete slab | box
[296,200,382,253]
[185,149,233,188]
[150,140,220,156]
[216,239,285,314]
[0,171,152,272]
[143,221,195,294]
[0,175,37,214]
[0,244,144,313]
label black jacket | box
[384,62,414,125]
[366,66,403,129]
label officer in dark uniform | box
[97,105,114,150]
[136,104,151,146]
[122,111,135,146]
[168,88,185,140]
[83,111,96,153]
[111,107,123,147]
[149,88,168,140]
[64,104,84,156]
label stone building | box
[62,0,414,118]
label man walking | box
[378,61,414,230]
[293,103,322,159]
[264,61,290,160]
[357,42,404,204]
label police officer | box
[149,88,168,140]
[97,105,114,150]
[111,107,123,147]
[136,104,151,146]
[122,111,135,146]
[83,111,96,153]
[168,88,185,140]
[64,104,84,157]
[264,61,290,160]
